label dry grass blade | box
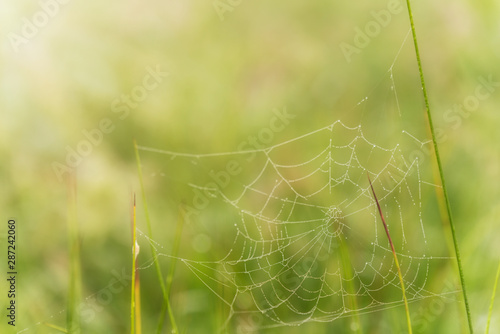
[367,173,412,334]
[135,261,142,334]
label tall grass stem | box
[404,1,473,332]
[131,194,137,334]
[337,229,362,333]
[67,174,81,333]
[133,140,178,333]
[485,260,500,334]
[156,206,184,334]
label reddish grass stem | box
[367,173,412,334]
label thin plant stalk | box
[333,211,362,334]
[156,205,185,334]
[338,235,362,334]
[404,1,473,332]
[485,260,500,334]
[166,205,185,296]
[44,322,69,333]
[368,174,412,334]
[131,194,138,334]
[67,173,81,334]
[133,140,178,333]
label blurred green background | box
[1,0,499,333]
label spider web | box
[135,38,458,332]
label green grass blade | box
[133,140,167,295]
[404,1,474,332]
[156,286,177,334]
[368,173,412,334]
[166,205,185,296]
[44,322,69,333]
[338,235,363,334]
[67,175,81,334]
[131,194,138,334]
[485,260,500,334]
[156,205,184,334]
[134,140,178,333]
[332,209,362,333]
